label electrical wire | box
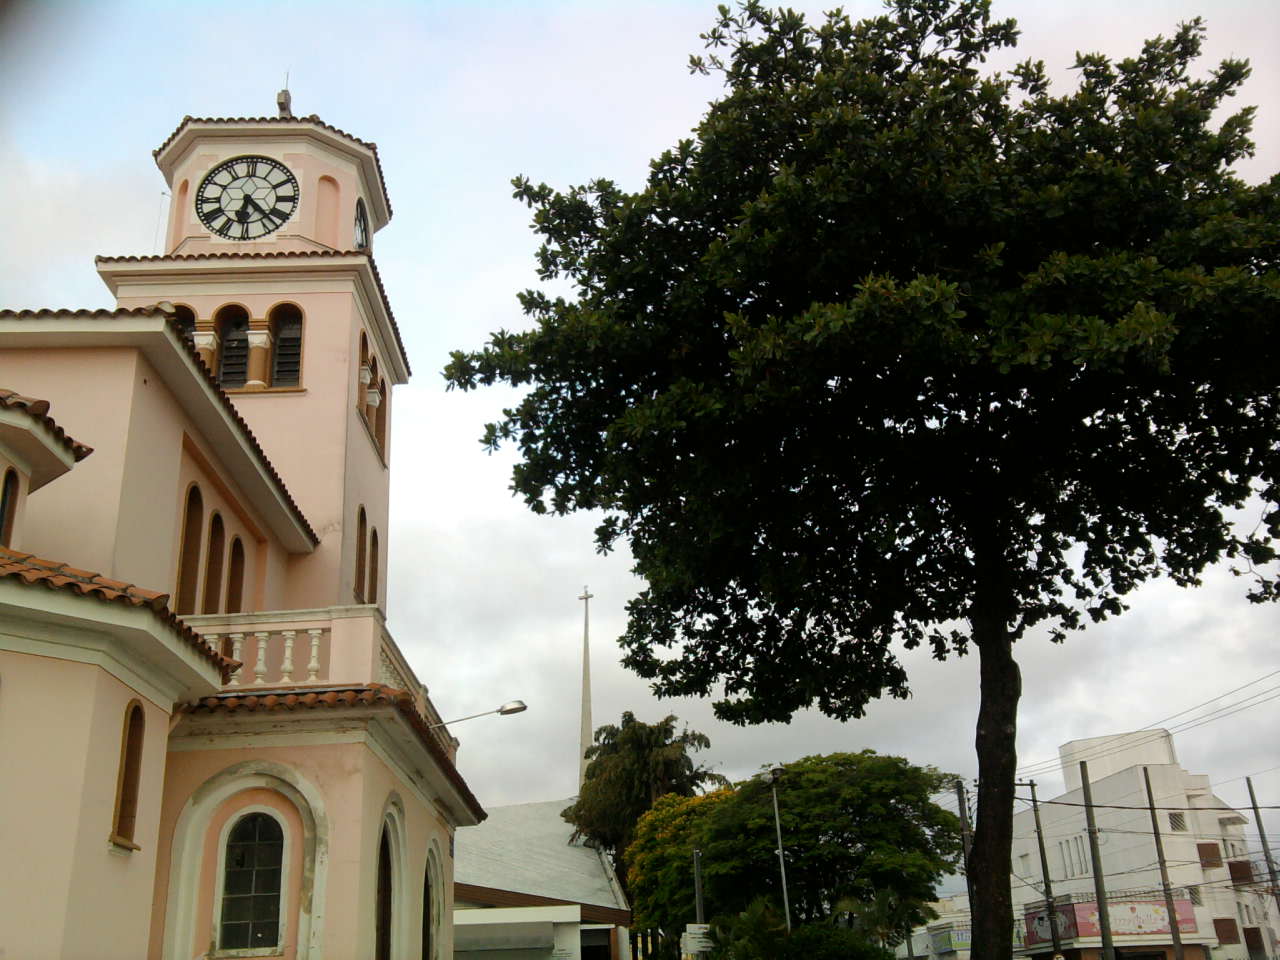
[1013,670,1280,777]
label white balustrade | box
[198,625,330,688]
[306,629,322,681]
[229,634,244,685]
[253,632,269,685]
[280,630,295,683]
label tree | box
[700,753,958,925]
[627,791,729,953]
[446,2,1280,955]
[562,711,725,885]
[627,753,959,939]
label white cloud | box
[2,0,1276,858]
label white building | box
[894,894,973,960]
[1011,730,1277,960]
[453,799,631,960]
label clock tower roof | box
[153,114,393,231]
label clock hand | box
[242,195,268,220]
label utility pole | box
[692,848,708,958]
[955,779,976,909]
[769,767,793,932]
[693,849,705,924]
[1143,767,1184,960]
[578,586,593,790]
[1080,761,1116,960]
[1018,779,1062,955]
[1247,776,1280,920]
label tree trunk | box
[968,599,1021,960]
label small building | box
[454,798,632,959]
[894,895,972,960]
[1011,731,1278,960]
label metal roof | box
[454,799,627,911]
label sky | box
[1,0,1276,894]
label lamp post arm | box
[429,708,499,729]
[429,700,527,730]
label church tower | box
[97,95,408,611]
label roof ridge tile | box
[0,545,234,681]
[0,309,320,544]
[152,115,392,218]
[92,253,410,375]
[0,386,94,461]
[180,682,484,820]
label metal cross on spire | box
[578,585,593,790]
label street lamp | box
[769,766,793,932]
[429,700,527,729]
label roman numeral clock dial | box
[196,156,299,240]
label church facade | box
[0,101,483,960]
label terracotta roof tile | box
[0,306,319,545]
[94,251,411,377]
[0,546,235,682]
[185,683,485,821]
[152,115,392,219]
[0,388,95,462]
[0,307,167,319]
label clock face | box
[196,156,299,240]
[354,198,369,250]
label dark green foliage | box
[561,711,725,885]
[780,924,895,960]
[702,753,958,925]
[709,899,894,960]
[627,753,957,941]
[448,1,1278,955]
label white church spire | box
[578,585,593,789]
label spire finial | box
[277,76,292,118]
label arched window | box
[172,304,196,347]
[421,858,433,960]
[225,537,246,614]
[354,507,367,602]
[215,304,250,389]
[202,513,225,615]
[0,468,18,547]
[269,303,303,387]
[111,701,145,846]
[175,485,203,615]
[375,378,388,453]
[355,197,370,250]
[375,827,393,960]
[368,528,379,605]
[364,357,380,427]
[358,332,370,411]
[220,812,283,951]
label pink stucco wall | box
[0,650,173,960]
[3,344,293,609]
[3,347,138,575]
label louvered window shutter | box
[1197,842,1223,869]
[1228,859,1255,886]
[219,320,249,388]
[272,319,302,386]
[1213,918,1241,944]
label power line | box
[1014,693,1280,782]
[1013,670,1280,777]
[1015,796,1279,812]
